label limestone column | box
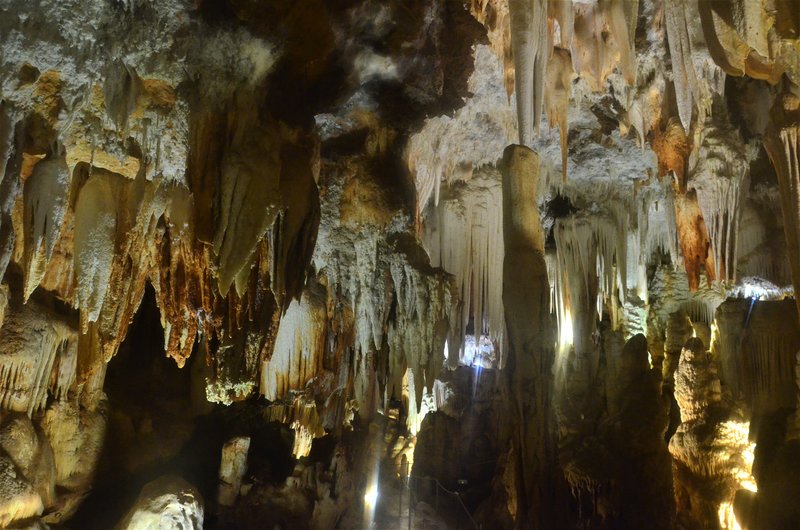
[501,144,561,529]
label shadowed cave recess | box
[2,0,800,529]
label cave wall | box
[0,0,800,529]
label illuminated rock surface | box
[0,0,799,528]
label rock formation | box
[0,0,799,528]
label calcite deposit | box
[0,0,798,529]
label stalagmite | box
[0,455,44,527]
[501,144,561,528]
[558,332,674,529]
[218,437,250,507]
[670,337,755,529]
[116,476,203,530]
[508,0,548,145]
[41,400,107,523]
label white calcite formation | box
[116,476,203,530]
[0,1,799,529]
[422,170,505,366]
[218,437,250,507]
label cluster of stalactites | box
[552,210,627,355]
[686,106,750,284]
[407,45,516,213]
[260,281,327,402]
[543,178,661,357]
[716,299,800,411]
[663,0,727,133]
[508,0,638,176]
[649,265,726,327]
[422,172,506,368]
[302,229,454,433]
[264,396,325,458]
[0,301,79,417]
[4,91,320,406]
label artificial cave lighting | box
[559,307,574,353]
[462,334,496,369]
[363,484,379,509]
[718,502,742,530]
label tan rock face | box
[217,437,250,507]
[2,0,800,528]
[670,337,756,530]
[501,144,564,529]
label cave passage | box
[2,0,800,529]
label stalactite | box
[572,0,639,91]
[673,190,716,291]
[716,299,799,411]
[508,0,548,146]
[73,171,117,329]
[664,0,697,132]
[422,171,505,367]
[545,48,573,182]
[0,304,77,416]
[764,91,800,321]
[21,145,70,300]
[699,0,799,86]
[605,0,639,87]
[663,0,725,132]
[548,0,573,51]
[261,281,327,401]
[687,105,750,283]
[212,108,282,297]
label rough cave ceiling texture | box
[1,0,800,529]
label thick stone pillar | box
[501,144,560,529]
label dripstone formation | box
[0,1,799,529]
